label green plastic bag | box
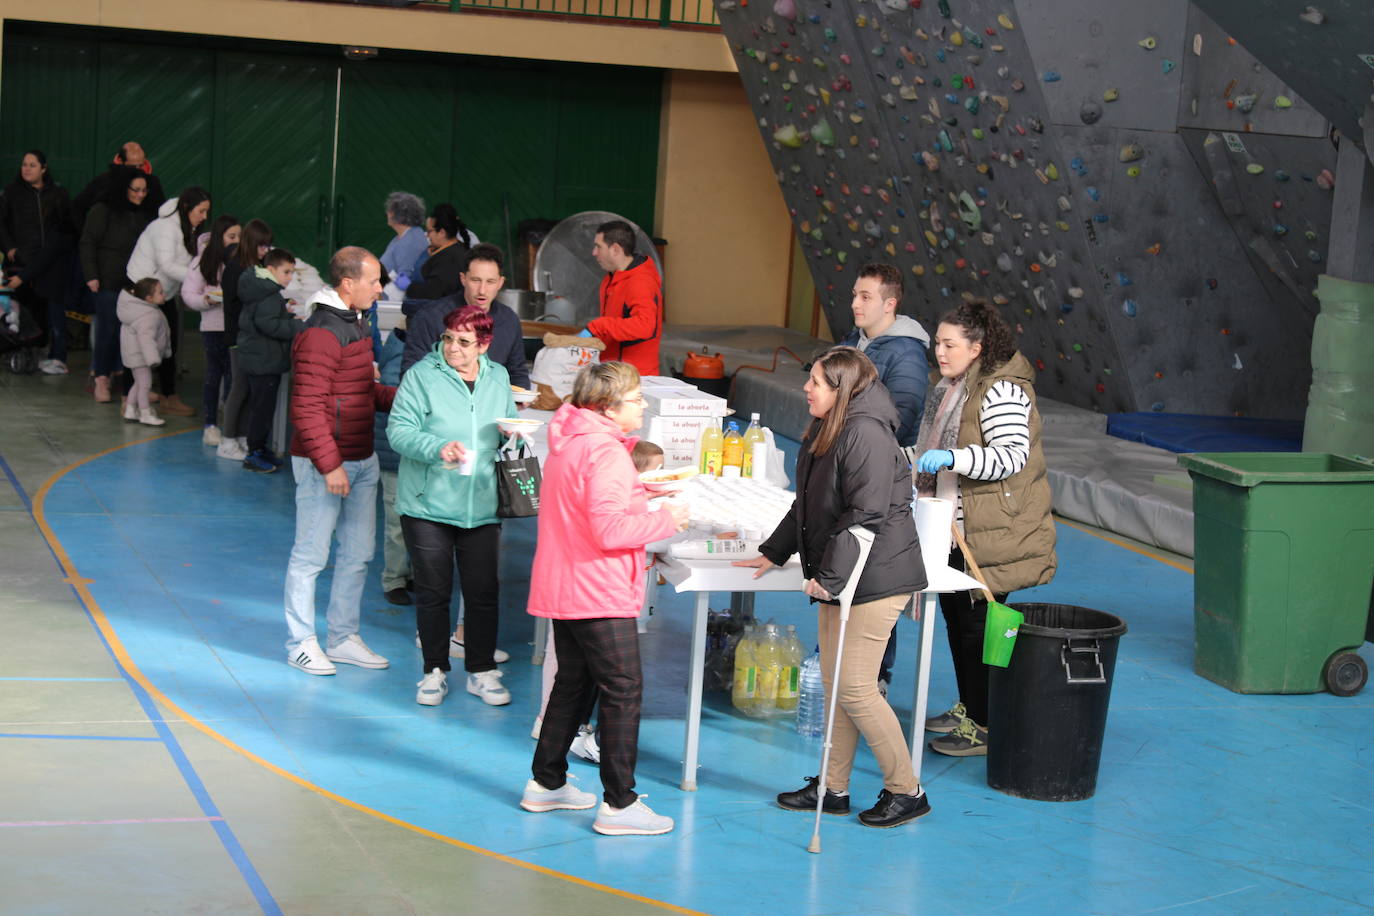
[982,600,1024,667]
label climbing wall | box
[716,0,1337,418]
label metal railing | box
[434,0,720,28]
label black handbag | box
[496,437,542,518]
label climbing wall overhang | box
[717,0,1337,418]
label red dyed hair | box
[443,304,494,345]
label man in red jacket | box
[282,246,397,676]
[582,220,662,377]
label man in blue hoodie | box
[840,262,931,692]
[839,263,930,451]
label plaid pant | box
[532,617,642,808]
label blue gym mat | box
[1106,412,1303,453]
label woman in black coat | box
[0,150,75,374]
[401,202,470,313]
[735,346,931,829]
[78,166,154,402]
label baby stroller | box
[0,288,42,374]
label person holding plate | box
[387,304,517,707]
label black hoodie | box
[760,381,926,604]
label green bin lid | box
[1176,452,1374,487]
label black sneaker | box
[928,716,988,757]
[384,587,413,606]
[777,776,850,815]
[858,788,931,828]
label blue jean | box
[92,290,122,376]
[283,454,380,653]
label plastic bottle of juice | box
[699,421,724,477]
[721,421,745,476]
[754,622,783,717]
[731,625,758,713]
[741,413,766,478]
[776,624,803,712]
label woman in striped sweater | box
[914,300,1057,757]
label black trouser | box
[157,299,179,396]
[201,331,230,426]
[244,373,281,454]
[533,617,642,808]
[401,516,501,675]
[938,547,1007,726]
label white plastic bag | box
[531,343,601,399]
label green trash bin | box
[1177,452,1374,696]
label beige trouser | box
[817,593,920,796]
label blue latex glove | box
[394,271,411,291]
[577,328,593,338]
[917,449,954,473]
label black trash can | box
[987,603,1127,801]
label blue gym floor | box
[28,430,1374,914]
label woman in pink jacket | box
[519,361,689,836]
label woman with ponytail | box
[914,299,1057,757]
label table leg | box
[910,592,939,784]
[680,590,710,791]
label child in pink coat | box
[519,362,688,836]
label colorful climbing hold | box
[1245,163,1265,175]
[1116,272,1133,286]
[1138,36,1157,50]
[1042,70,1061,83]
[1119,143,1144,162]
[1162,59,1176,74]
[772,124,804,148]
[1127,166,1141,178]
[997,13,1015,30]
[1122,300,1138,317]
[1274,95,1293,109]
[1103,88,1120,102]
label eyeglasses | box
[620,394,646,406]
[442,334,481,349]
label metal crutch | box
[808,525,877,854]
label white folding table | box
[657,553,982,791]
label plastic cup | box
[983,600,1024,667]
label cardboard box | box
[645,414,716,469]
[640,375,693,390]
[643,388,729,417]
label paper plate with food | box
[510,384,537,405]
[639,467,699,492]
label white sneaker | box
[123,400,139,422]
[416,668,448,706]
[570,725,601,764]
[288,636,337,675]
[450,636,510,664]
[38,358,67,375]
[216,438,248,460]
[466,669,511,706]
[202,425,223,446]
[138,408,166,427]
[326,634,389,669]
[593,797,674,836]
[531,715,543,740]
[520,777,597,812]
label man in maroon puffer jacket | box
[282,246,397,676]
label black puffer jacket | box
[79,201,153,291]
[760,382,925,604]
[0,178,71,262]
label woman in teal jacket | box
[387,305,517,708]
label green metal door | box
[213,53,338,267]
[0,36,98,184]
[95,43,215,200]
[334,60,457,260]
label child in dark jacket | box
[237,247,303,473]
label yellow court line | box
[1056,516,1194,575]
[31,436,703,916]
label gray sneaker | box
[925,701,967,734]
[928,716,988,757]
[593,797,674,836]
[520,777,597,812]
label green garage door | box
[0,24,662,276]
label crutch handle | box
[835,526,876,617]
